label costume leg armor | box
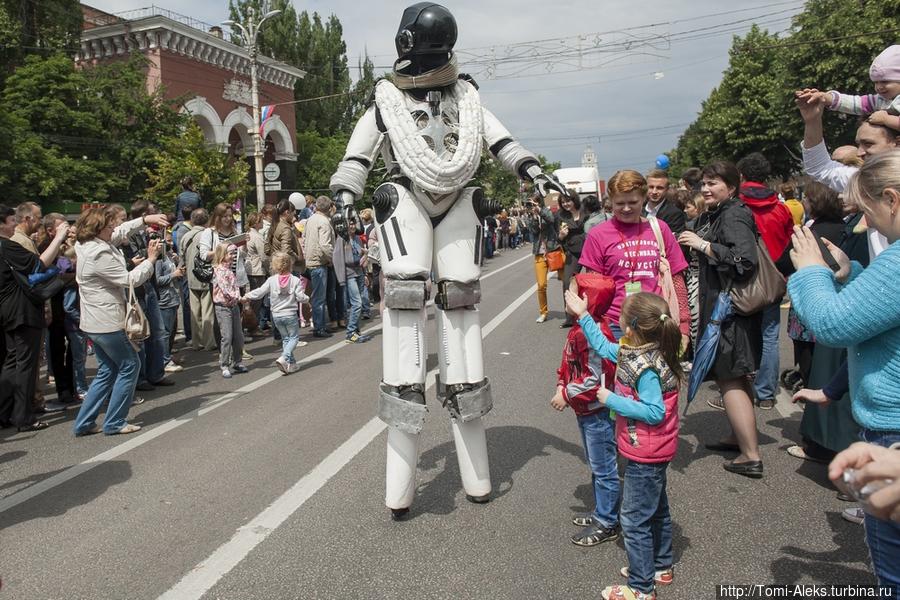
[374,183,432,517]
[433,188,493,502]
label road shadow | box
[0,459,132,529]
[130,392,226,428]
[771,511,875,584]
[676,406,779,472]
[0,450,26,464]
[409,425,585,520]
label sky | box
[88,0,807,182]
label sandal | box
[571,523,619,547]
[620,566,674,586]
[17,421,49,432]
[601,584,657,600]
[572,513,595,527]
[109,424,142,435]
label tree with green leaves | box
[0,0,81,77]
[475,152,560,208]
[0,53,186,204]
[670,0,900,178]
[144,122,252,214]
[227,0,356,136]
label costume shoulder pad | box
[458,73,479,90]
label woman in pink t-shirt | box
[579,170,690,339]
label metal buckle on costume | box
[434,280,481,310]
[436,377,493,422]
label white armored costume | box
[329,2,565,520]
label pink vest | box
[613,344,680,463]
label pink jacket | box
[212,265,240,307]
[614,345,680,463]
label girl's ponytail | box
[621,292,684,381]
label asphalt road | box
[0,246,874,600]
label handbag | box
[730,236,786,316]
[648,217,681,323]
[191,230,213,283]
[125,278,150,343]
[0,241,65,304]
[192,253,213,283]
[545,248,565,272]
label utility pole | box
[223,7,281,211]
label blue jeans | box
[65,326,88,395]
[273,315,301,364]
[327,266,345,323]
[344,274,365,337]
[576,410,620,529]
[361,275,372,318]
[310,266,329,333]
[138,286,167,384]
[74,331,141,434]
[179,277,192,342]
[860,428,900,596]
[159,305,178,365]
[621,460,673,594]
[754,301,781,402]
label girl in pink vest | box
[564,290,683,600]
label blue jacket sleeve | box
[788,245,900,347]
[577,314,618,362]
[604,370,665,425]
[63,287,80,325]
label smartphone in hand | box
[815,235,840,272]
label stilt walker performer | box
[329,2,566,520]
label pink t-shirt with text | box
[578,218,688,321]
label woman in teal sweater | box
[788,150,900,594]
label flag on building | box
[260,105,275,135]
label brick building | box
[76,5,306,206]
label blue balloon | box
[655,154,670,170]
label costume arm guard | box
[329,105,384,198]
[482,107,538,178]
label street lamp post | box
[223,7,281,211]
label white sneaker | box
[288,363,301,374]
[842,506,865,524]
[536,314,548,323]
[221,368,232,379]
[297,341,309,348]
[164,362,184,373]
[274,357,288,374]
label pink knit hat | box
[870,45,900,82]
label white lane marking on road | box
[0,251,533,514]
[158,282,539,600]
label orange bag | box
[545,248,565,272]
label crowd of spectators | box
[0,191,384,435]
[541,43,900,599]
[2,42,900,600]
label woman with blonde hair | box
[788,149,900,590]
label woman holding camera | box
[72,207,165,436]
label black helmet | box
[395,3,457,69]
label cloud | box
[87,0,804,181]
